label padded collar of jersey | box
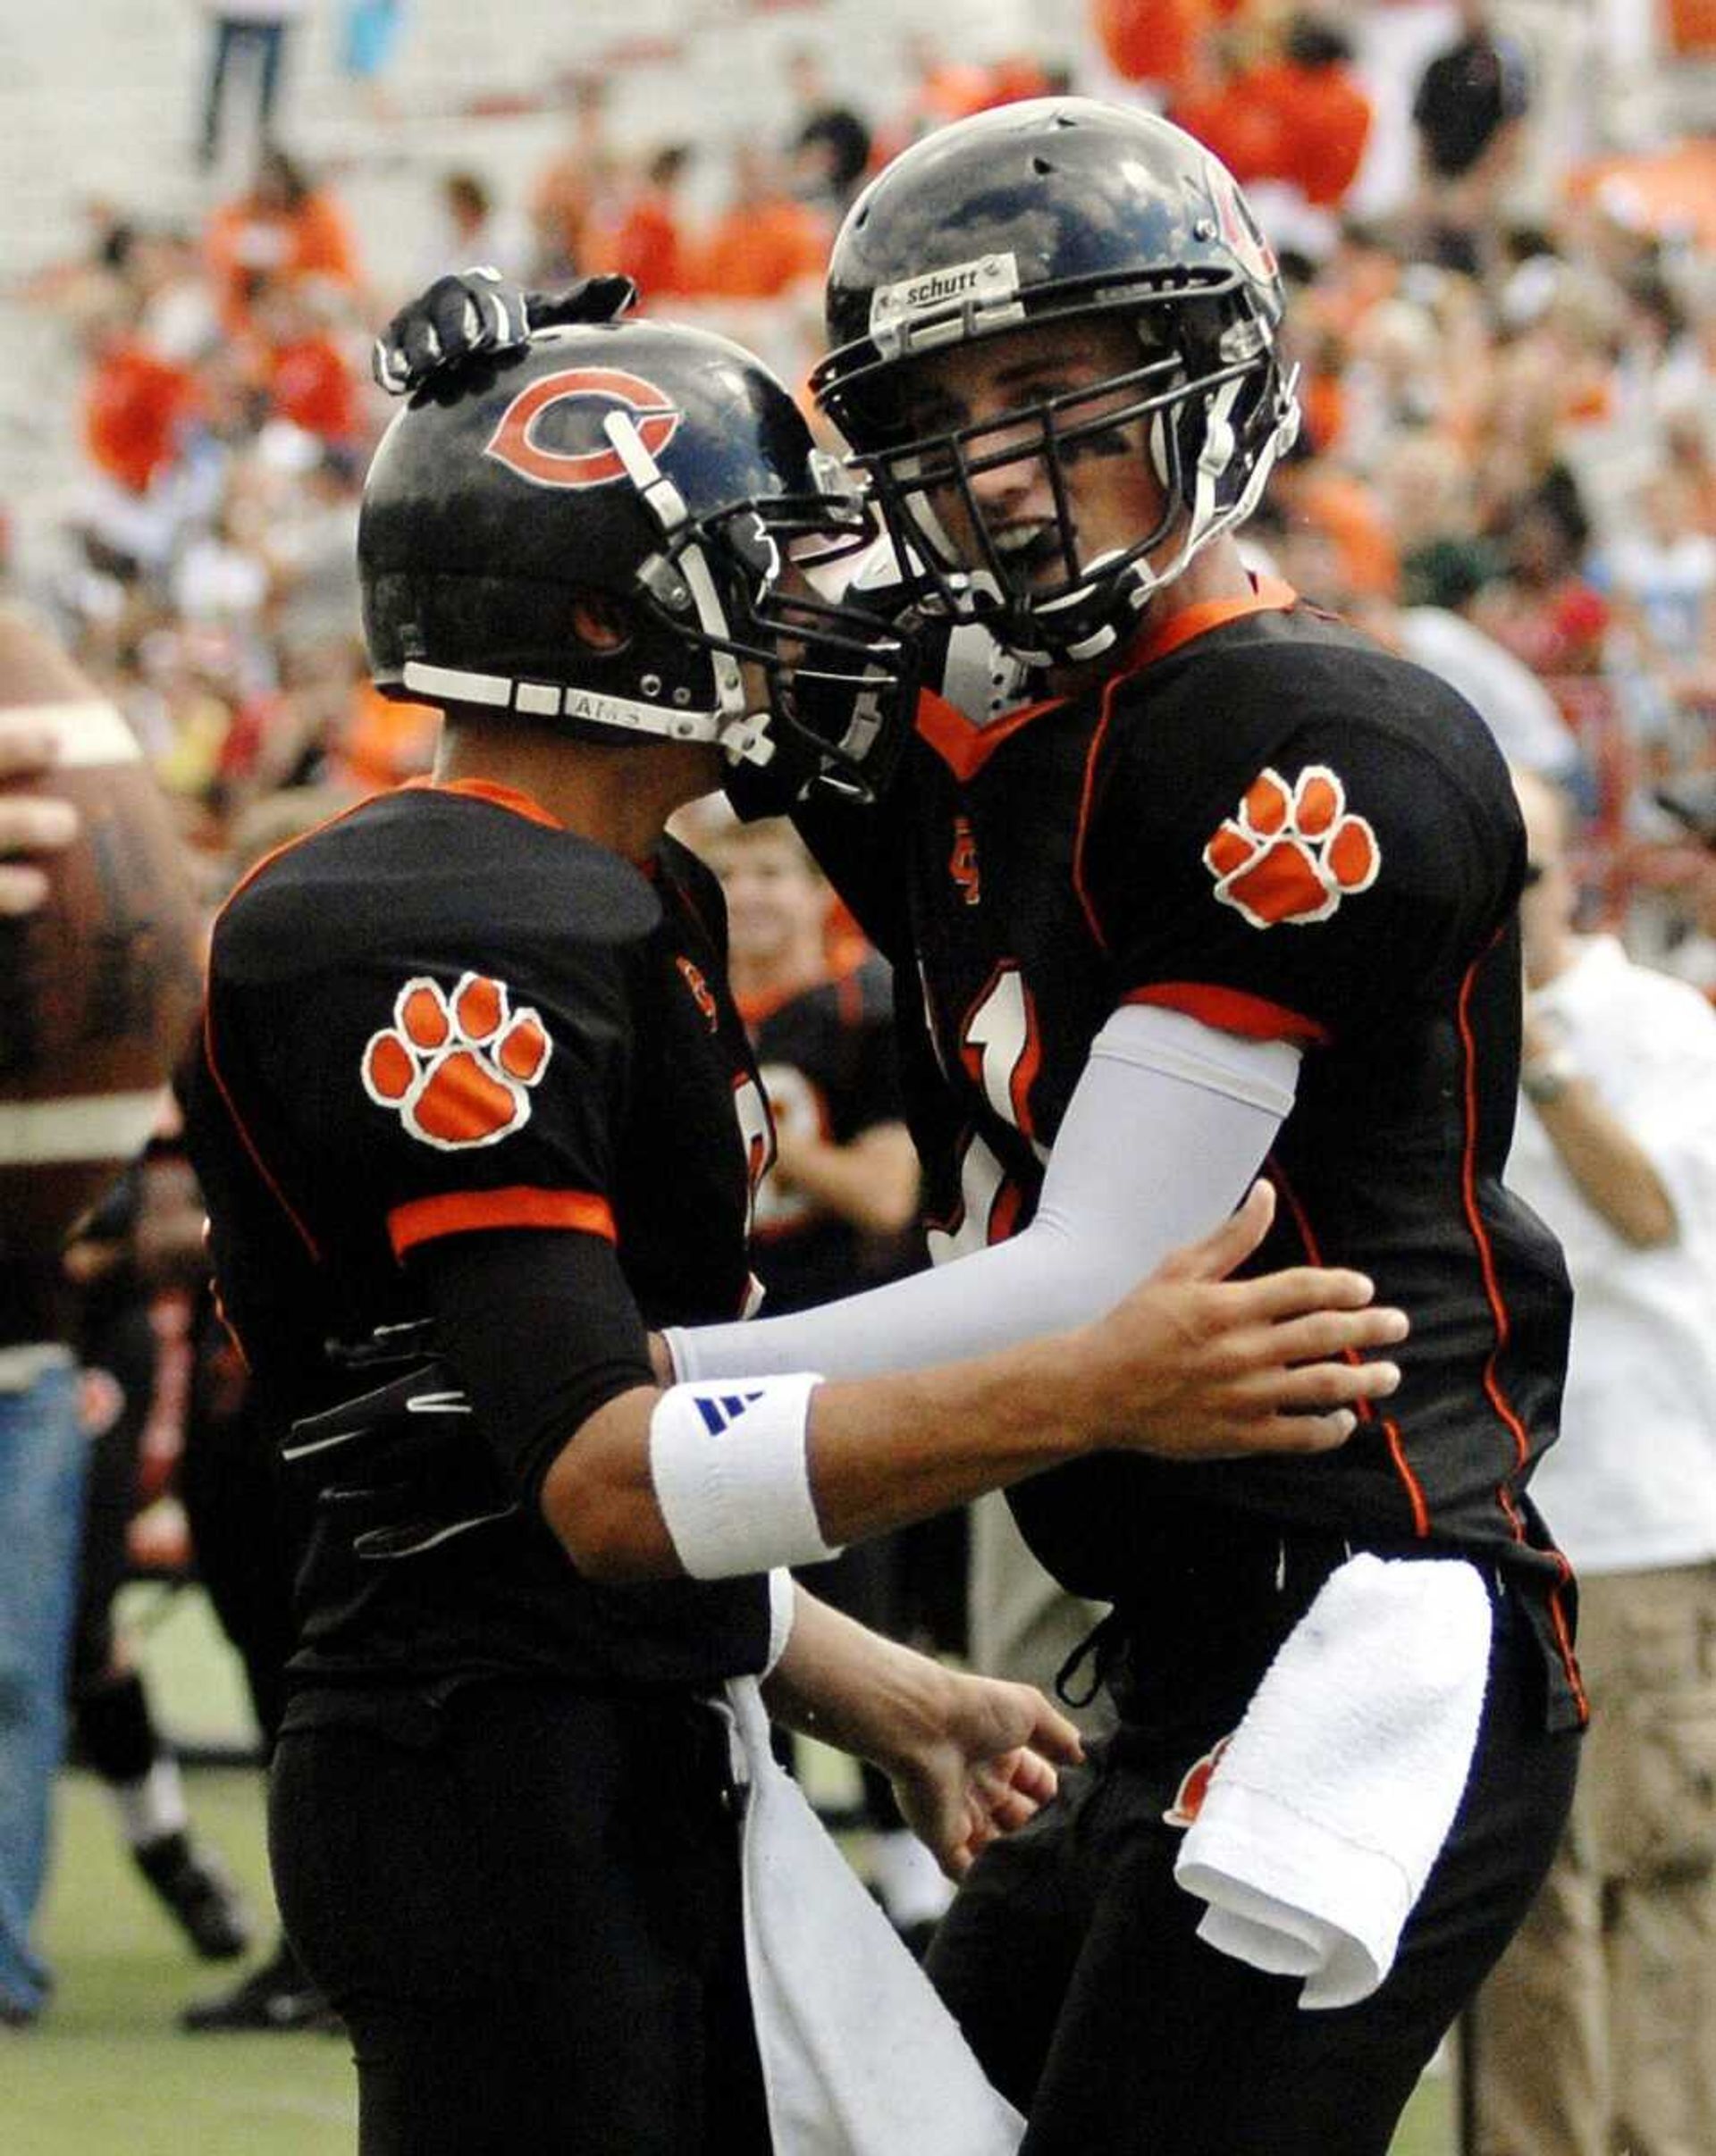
[410,776,661,877]
[914,575,1299,784]
[408,776,566,830]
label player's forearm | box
[761,1583,960,1769]
[805,1334,1091,1544]
[669,1212,1114,1382]
[669,1004,1294,1384]
[538,1335,1088,1581]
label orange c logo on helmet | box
[1207,163,1278,287]
[484,367,682,490]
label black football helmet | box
[812,98,1300,665]
[359,320,916,801]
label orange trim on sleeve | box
[1267,1155,1432,1540]
[1125,982,1331,1046]
[1454,951,1532,1477]
[387,1187,617,1259]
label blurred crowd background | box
[2,0,1711,975]
[4,0,1715,2111]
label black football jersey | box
[743,954,915,1313]
[796,587,1583,1726]
[182,779,777,1701]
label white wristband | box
[648,1374,839,1579]
[764,1568,797,1674]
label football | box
[0,610,204,1263]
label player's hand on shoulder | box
[1084,1181,1409,1457]
[0,713,78,915]
[882,1667,1084,1882]
[372,265,637,394]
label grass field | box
[11,1589,1459,2155]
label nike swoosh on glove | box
[371,265,637,393]
[282,1358,517,1561]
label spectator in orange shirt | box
[1089,0,1234,102]
[1269,446,1400,601]
[1171,12,1369,268]
[254,285,361,450]
[686,147,829,303]
[527,76,618,282]
[1238,16,1371,210]
[582,146,694,302]
[979,55,1060,113]
[205,148,362,336]
[869,33,997,171]
[82,310,203,495]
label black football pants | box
[270,1682,771,2155]
[927,1585,1579,2156]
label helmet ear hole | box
[569,590,635,655]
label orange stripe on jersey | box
[199,999,324,1264]
[1269,1155,1431,1539]
[387,1187,617,1259]
[1125,982,1330,1045]
[915,686,1065,783]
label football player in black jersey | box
[713,105,1578,2154]
[187,301,1407,2152]
[368,108,1581,2152]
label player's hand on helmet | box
[1081,1180,1409,1457]
[371,265,637,394]
[881,1666,1084,1882]
[0,713,78,916]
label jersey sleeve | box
[1079,663,1523,1047]
[220,875,652,1268]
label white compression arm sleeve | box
[666,1003,1300,1383]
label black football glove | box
[371,264,637,395]
[282,1354,517,1561]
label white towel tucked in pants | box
[1173,1554,1493,2010]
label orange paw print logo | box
[1203,766,1380,929]
[362,973,551,1150]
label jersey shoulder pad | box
[216,789,663,988]
[1085,630,1520,1036]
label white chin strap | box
[601,409,777,769]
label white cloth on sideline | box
[1173,1554,1492,2010]
[719,1675,1025,2155]
[1508,934,1716,1575]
